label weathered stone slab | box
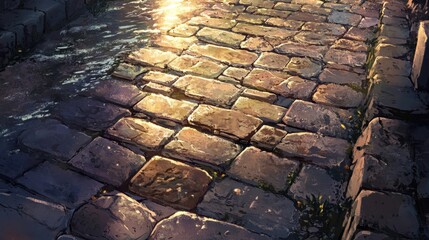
[232,97,286,122]
[274,2,301,11]
[254,52,290,70]
[134,94,197,123]
[143,82,173,96]
[240,0,275,8]
[17,161,103,208]
[90,79,146,107]
[228,146,299,192]
[251,125,287,149]
[302,22,347,36]
[152,35,197,52]
[412,21,429,90]
[283,100,354,139]
[168,55,226,78]
[71,193,155,240]
[333,39,368,52]
[196,27,245,47]
[188,44,258,67]
[266,18,304,30]
[325,49,367,67]
[237,13,268,24]
[169,24,200,37]
[301,5,332,15]
[240,37,273,51]
[129,156,212,210]
[142,71,178,86]
[232,23,296,39]
[242,88,277,103]
[328,11,362,26]
[56,98,130,131]
[276,132,351,167]
[197,178,300,238]
[275,42,328,60]
[150,211,270,240]
[342,190,419,239]
[19,119,91,160]
[128,48,178,68]
[188,104,263,140]
[319,68,363,86]
[69,137,146,187]
[173,75,241,107]
[286,57,322,78]
[345,27,376,41]
[289,165,345,203]
[288,12,326,22]
[163,127,241,168]
[313,84,364,108]
[358,17,379,28]
[248,7,291,18]
[294,32,339,45]
[379,24,409,39]
[188,16,237,29]
[112,63,147,80]
[375,43,408,58]
[107,117,174,151]
[243,68,317,99]
[223,67,249,80]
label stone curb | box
[0,0,90,69]
[342,0,428,239]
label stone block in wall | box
[342,190,419,239]
[22,0,67,31]
[379,24,410,39]
[370,56,411,77]
[374,43,408,58]
[412,21,429,90]
[53,0,86,19]
[0,10,44,49]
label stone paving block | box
[251,125,287,149]
[236,13,269,24]
[129,156,212,210]
[169,24,200,37]
[379,24,409,39]
[301,5,332,16]
[345,27,376,41]
[69,137,146,187]
[288,12,327,22]
[292,0,323,5]
[319,68,363,86]
[128,48,178,68]
[254,52,290,70]
[302,22,347,36]
[265,18,304,30]
[283,100,354,139]
[294,32,339,45]
[247,7,292,18]
[276,132,351,168]
[372,74,413,88]
[274,2,301,11]
[0,184,68,239]
[197,178,301,239]
[17,161,103,208]
[19,119,92,160]
[188,16,237,29]
[150,211,270,240]
[228,146,299,192]
[370,57,411,77]
[232,96,286,123]
[168,55,227,78]
[375,43,408,58]
[313,84,364,108]
[152,35,197,52]
[289,165,345,203]
[286,57,322,78]
[90,79,146,107]
[333,39,368,52]
[242,88,277,103]
[328,10,362,26]
[112,62,148,81]
[22,0,66,31]
[173,75,240,106]
[325,49,367,67]
[196,27,246,47]
[71,193,155,240]
[143,82,173,96]
[107,117,174,151]
[324,3,352,11]
[275,42,328,60]
[240,0,275,8]
[232,23,296,39]
[188,43,258,67]
[163,127,241,168]
[240,37,274,51]
[0,138,41,179]
[141,199,177,222]
[358,17,379,28]
[56,97,131,131]
[201,9,237,19]
[223,67,250,80]
[141,71,178,86]
[134,94,197,123]
[188,104,263,140]
[342,190,419,239]
[243,68,317,99]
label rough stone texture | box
[370,56,411,77]
[266,18,304,30]
[294,32,339,45]
[375,43,408,58]
[197,178,301,239]
[325,49,367,67]
[228,146,299,192]
[107,117,174,151]
[232,23,296,39]
[19,119,91,160]
[251,125,287,149]
[232,97,286,123]
[333,39,368,52]
[237,13,268,24]
[189,104,263,140]
[188,44,258,67]
[283,100,355,139]
[141,71,178,86]
[240,36,273,51]
[289,165,345,203]
[134,94,197,123]
[188,16,237,29]
[197,27,245,47]
[150,211,270,240]
[56,98,131,131]
[319,68,363,86]
[313,84,364,108]
[173,75,241,107]
[275,42,328,60]
[302,22,347,36]
[286,57,322,78]
[242,88,277,103]
[129,156,212,210]
[342,190,419,239]
[168,55,227,78]
[223,67,250,80]
[411,21,429,90]
[69,137,146,187]
[276,132,351,168]
[112,63,147,81]
[328,11,362,26]
[243,68,317,99]
[152,35,197,52]
[128,48,178,68]
[163,127,241,168]
[17,161,103,208]
[169,24,200,37]
[144,82,173,96]
[71,193,156,240]
[90,79,146,107]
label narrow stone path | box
[0,0,386,239]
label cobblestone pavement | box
[0,0,423,239]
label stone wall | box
[342,0,429,239]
